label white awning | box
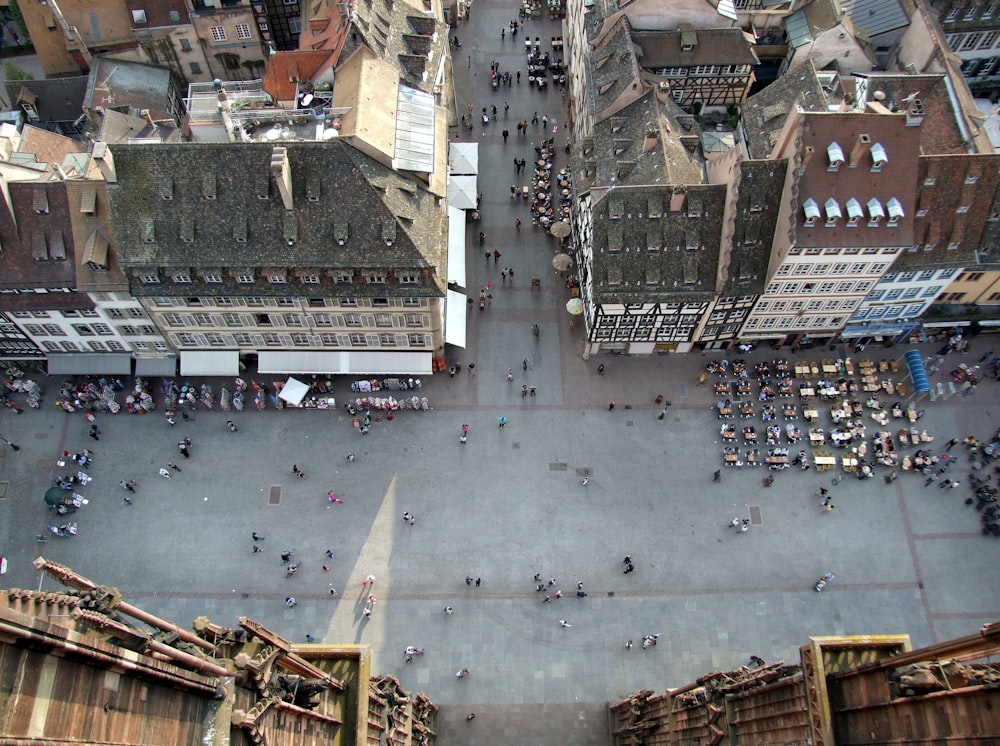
[134,356,178,376]
[446,288,468,348]
[180,350,239,376]
[277,376,309,406]
[923,321,970,328]
[47,353,132,375]
[258,350,433,375]
[448,205,467,287]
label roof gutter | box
[942,73,974,152]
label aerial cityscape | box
[0,0,999,743]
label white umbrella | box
[278,377,310,407]
[447,175,478,210]
[449,142,479,174]
[549,221,571,238]
[552,254,574,271]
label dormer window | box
[845,198,863,227]
[886,197,904,227]
[824,198,841,227]
[803,198,820,227]
[867,198,884,226]
[827,142,844,171]
[870,143,887,172]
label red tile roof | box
[262,51,332,102]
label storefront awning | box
[922,320,971,328]
[258,351,433,375]
[905,349,930,393]
[446,289,468,348]
[134,356,178,376]
[180,350,239,376]
[47,353,132,375]
[448,205,467,287]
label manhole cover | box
[626,420,634,427]
[749,505,762,525]
[269,486,281,505]
[512,441,520,449]
[549,462,568,471]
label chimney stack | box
[800,145,815,173]
[92,141,116,183]
[271,146,293,210]
[849,133,871,167]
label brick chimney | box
[271,146,293,210]
[849,133,871,168]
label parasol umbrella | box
[552,253,574,271]
[45,486,66,506]
[549,221,571,238]
[566,298,584,315]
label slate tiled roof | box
[590,183,725,304]
[106,141,446,298]
[719,159,788,297]
[741,62,829,159]
[631,28,758,68]
[585,14,644,119]
[337,0,448,96]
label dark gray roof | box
[5,77,89,125]
[741,62,829,159]
[585,14,644,119]
[839,0,909,37]
[338,0,449,95]
[106,141,446,298]
[719,159,787,297]
[589,183,725,304]
[632,28,758,68]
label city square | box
[1,0,1000,742]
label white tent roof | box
[447,205,467,287]
[447,175,478,210]
[449,142,479,174]
[278,377,310,406]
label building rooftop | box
[839,0,910,38]
[106,141,446,297]
[84,57,181,125]
[741,62,831,159]
[632,27,759,69]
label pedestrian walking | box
[466,575,473,585]
[493,249,501,262]
[555,590,563,598]
[517,70,521,83]
[305,634,315,642]
[713,470,721,482]
[469,363,476,375]
[467,713,476,721]
[507,367,514,381]
[542,115,548,129]
[515,217,521,231]
[502,129,509,143]
[475,577,481,586]
[947,438,959,451]
[457,667,470,678]
[559,620,572,628]
[178,441,190,458]
[363,574,376,588]
[521,384,529,397]
[530,385,537,396]
[444,605,454,615]
[624,639,634,650]
[509,267,515,281]
[597,364,605,375]
[285,597,297,607]
[123,495,133,505]
[498,416,507,428]
[158,468,171,479]
[502,268,508,282]
[523,358,528,371]
[543,595,551,602]
[532,111,538,124]
[253,531,265,541]
[504,101,509,116]
[252,545,262,553]
[609,402,615,411]
[581,477,589,486]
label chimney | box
[271,146,293,210]
[849,133,871,167]
[92,141,116,183]
[905,98,924,126]
[800,145,815,173]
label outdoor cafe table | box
[841,454,859,472]
[814,452,837,471]
[799,384,816,398]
